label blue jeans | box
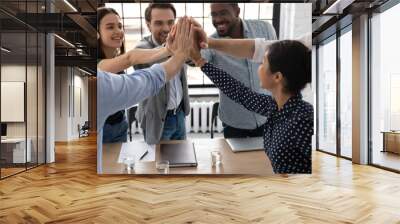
[161,110,186,141]
[103,119,128,143]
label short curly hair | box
[267,40,311,95]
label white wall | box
[1,64,46,164]
[1,65,32,137]
[54,67,89,141]
[55,66,69,141]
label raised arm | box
[162,17,192,81]
[207,38,255,59]
[189,18,255,59]
[200,62,276,117]
[190,18,311,62]
[97,47,171,73]
[98,17,193,127]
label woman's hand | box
[166,17,192,60]
[188,18,207,66]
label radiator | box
[131,101,223,134]
[185,101,223,134]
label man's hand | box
[166,24,177,54]
[166,17,192,60]
[190,17,208,49]
[189,25,202,63]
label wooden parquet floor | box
[1,135,400,224]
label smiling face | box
[210,3,240,37]
[99,13,124,50]
[146,8,175,44]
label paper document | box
[117,141,156,163]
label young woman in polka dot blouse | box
[190,36,313,173]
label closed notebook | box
[159,142,198,167]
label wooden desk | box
[382,131,400,154]
[102,139,273,175]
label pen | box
[139,150,148,160]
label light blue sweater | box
[97,64,166,173]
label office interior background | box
[0,0,97,179]
[0,0,399,222]
[0,0,399,176]
[313,0,400,172]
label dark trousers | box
[222,123,264,138]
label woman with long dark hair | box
[97,7,172,143]
[97,17,193,173]
[188,20,313,173]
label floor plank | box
[0,135,399,223]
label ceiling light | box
[54,34,75,48]
[78,67,93,76]
[63,0,78,12]
[1,47,11,53]
[323,0,355,15]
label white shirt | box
[252,33,312,63]
[152,35,183,110]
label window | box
[317,36,337,154]
[339,27,352,158]
[0,1,46,179]
[105,3,274,86]
[370,2,400,171]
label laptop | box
[159,142,198,167]
[226,137,264,153]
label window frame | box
[107,2,276,88]
[315,23,353,161]
[368,0,400,173]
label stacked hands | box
[165,16,208,66]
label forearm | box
[160,53,186,81]
[97,47,171,73]
[208,38,255,59]
[97,64,166,127]
[131,47,171,65]
[200,63,274,116]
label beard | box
[214,21,236,37]
[156,32,169,44]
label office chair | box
[210,102,219,139]
[78,121,90,138]
[127,106,138,141]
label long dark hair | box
[267,40,311,95]
[97,7,126,59]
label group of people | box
[97,3,313,174]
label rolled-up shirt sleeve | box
[252,34,312,63]
[252,38,276,63]
[97,63,166,174]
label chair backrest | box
[210,102,219,138]
[82,121,89,129]
[211,102,219,125]
[127,106,137,124]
